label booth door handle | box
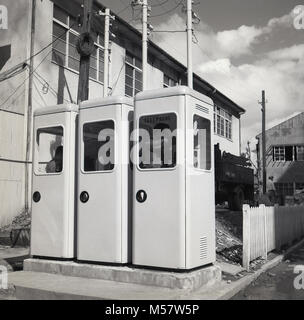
[80,191,90,203]
[136,190,147,203]
[33,191,41,203]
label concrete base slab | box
[217,262,244,276]
[2,271,184,300]
[24,259,221,292]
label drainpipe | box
[25,0,36,212]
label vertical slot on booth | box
[193,115,211,171]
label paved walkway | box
[233,242,304,300]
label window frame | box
[273,146,286,161]
[296,146,304,161]
[136,112,178,172]
[34,125,65,177]
[213,106,233,141]
[125,52,143,97]
[52,5,105,84]
[81,119,116,174]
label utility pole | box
[259,90,267,194]
[77,0,94,103]
[142,0,148,91]
[25,0,36,212]
[186,0,193,89]
[103,8,110,97]
[98,8,115,97]
[132,0,151,91]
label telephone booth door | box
[133,87,216,270]
[77,98,133,264]
[31,105,78,259]
[133,93,186,269]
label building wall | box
[0,0,242,226]
[257,112,304,196]
[0,0,31,226]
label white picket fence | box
[242,204,304,270]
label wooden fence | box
[242,204,304,270]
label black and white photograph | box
[0,0,304,306]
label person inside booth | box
[46,146,63,173]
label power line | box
[33,78,47,106]
[0,24,75,111]
[109,60,125,96]
[0,87,26,116]
[152,29,185,33]
[151,0,170,7]
[18,22,77,71]
[117,2,132,16]
[149,0,184,18]
[33,71,72,103]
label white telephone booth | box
[31,104,78,259]
[77,96,133,264]
[133,86,216,270]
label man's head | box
[269,176,274,181]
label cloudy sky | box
[101,0,304,150]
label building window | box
[296,183,304,191]
[125,52,142,97]
[214,106,232,140]
[296,146,304,161]
[272,145,304,162]
[163,74,178,88]
[273,146,286,161]
[52,5,104,83]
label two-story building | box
[256,112,304,199]
[0,0,245,226]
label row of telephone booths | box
[31,86,216,271]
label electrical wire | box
[151,29,185,33]
[33,71,72,104]
[117,2,132,16]
[149,0,184,18]
[0,23,75,112]
[150,0,170,7]
[33,78,47,106]
[109,60,125,96]
[33,73,61,102]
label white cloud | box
[267,44,304,61]
[266,11,294,30]
[216,25,263,57]
[149,10,303,151]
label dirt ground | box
[216,208,243,265]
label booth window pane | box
[36,126,64,175]
[139,113,177,169]
[83,120,115,172]
[193,115,211,170]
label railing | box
[242,204,304,270]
